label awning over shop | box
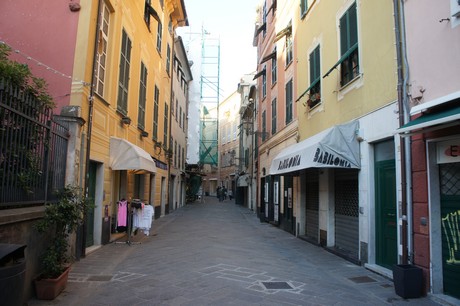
[237,174,250,187]
[397,105,460,136]
[269,121,360,175]
[109,137,157,173]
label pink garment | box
[117,200,128,227]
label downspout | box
[167,31,175,213]
[82,0,102,258]
[399,0,413,264]
[393,0,410,264]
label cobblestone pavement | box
[28,196,452,306]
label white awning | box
[269,121,360,175]
[109,137,156,173]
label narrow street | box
[29,197,441,306]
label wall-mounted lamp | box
[121,116,131,125]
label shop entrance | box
[334,169,359,261]
[440,162,460,299]
[283,176,295,234]
[86,161,97,247]
[305,169,319,243]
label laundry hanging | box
[117,200,128,227]
[132,203,154,236]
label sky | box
[178,0,260,98]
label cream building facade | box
[71,0,187,250]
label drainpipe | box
[399,0,413,264]
[393,0,411,264]
[81,0,102,258]
[167,32,175,213]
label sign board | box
[437,139,460,164]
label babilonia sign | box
[269,121,360,175]
[437,139,460,164]
[277,154,302,171]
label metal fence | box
[0,79,69,208]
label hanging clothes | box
[132,202,144,231]
[140,204,154,235]
[117,200,128,227]
[132,203,154,235]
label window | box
[174,140,177,167]
[227,123,231,143]
[164,103,169,145]
[271,51,277,85]
[175,100,178,119]
[340,2,359,86]
[244,148,249,167]
[95,2,110,97]
[171,91,175,117]
[300,0,308,16]
[138,62,147,129]
[262,67,267,98]
[156,22,162,53]
[262,110,267,142]
[309,46,321,108]
[182,147,185,169]
[285,79,293,124]
[271,98,277,135]
[144,0,151,28]
[179,106,182,128]
[286,36,293,66]
[178,144,181,169]
[182,113,186,131]
[117,29,131,115]
[153,85,159,140]
[262,1,267,37]
[166,44,171,75]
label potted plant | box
[34,185,89,300]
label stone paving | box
[28,196,450,306]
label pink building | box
[0,0,80,113]
[398,0,460,300]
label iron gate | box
[0,79,69,208]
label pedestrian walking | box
[217,187,223,202]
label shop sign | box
[437,139,460,164]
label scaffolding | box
[199,32,220,167]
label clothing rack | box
[115,199,142,246]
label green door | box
[440,163,460,299]
[375,159,397,269]
[86,162,96,247]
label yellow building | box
[268,0,400,271]
[218,91,241,196]
[71,0,187,252]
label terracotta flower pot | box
[34,266,70,300]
